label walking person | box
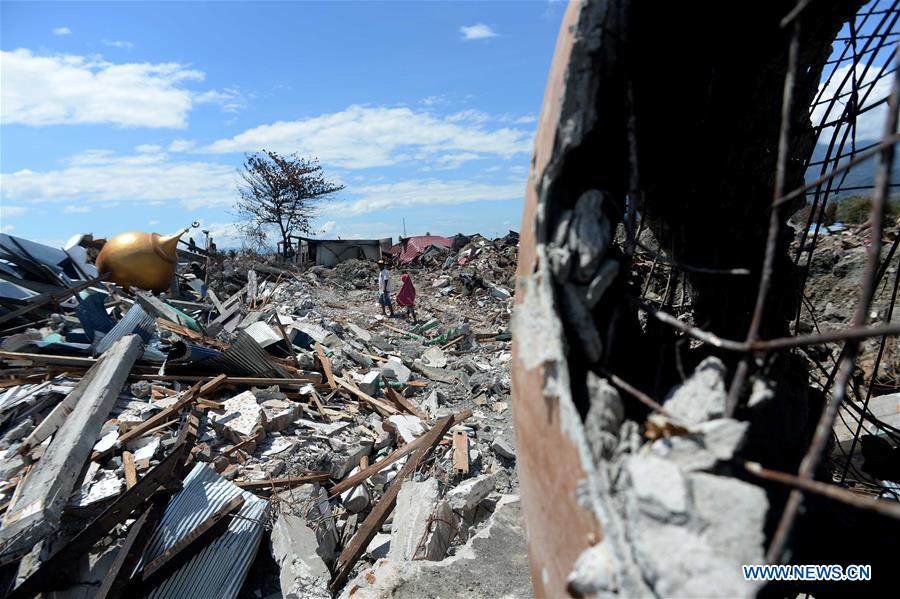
[396,270,418,323]
[377,259,395,317]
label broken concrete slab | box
[447,473,495,512]
[624,455,690,524]
[345,495,531,599]
[389,478,456,562]
[207,390,267,443]
[662,356,727,425]
[0,335,142,562]
[271,512,331,599]
[387,415,425,444]
[421,346,447,368]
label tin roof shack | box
[296,237,392,267]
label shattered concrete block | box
[624,455,690,524]
[382,358,411,384]
[650,419,749,471]
[390,478,457,562]
[422,390,439,418]
[567,541,618,596]
[358,370,382,396]
[271,512,331,599]
[261,398,300,432]
[491,436,516,460]
[347,323,372,343]
[207,390,267,443]
[387,415,425,444]
[447,473,495,512]
[422,346,448,368]
[327,439,372,480]
[689,472,768,567]
[662,357,727,425]
[339,466,371,514]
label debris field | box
[0,230,530,598]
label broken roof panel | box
[398,235,453,263]
[142,463,269,599]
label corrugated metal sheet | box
[242,321,282,348]
[94,304,155,355]
[141,463,269,599]
[214,329,290,377]
[167,341,222,365]
[398,235,452,263]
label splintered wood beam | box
[330,413,460,592]
[123,452,137,489]
[0,274,108,326]
[315,342,337,390]
[329,409,471,497]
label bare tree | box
[236,150,344,258]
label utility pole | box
[202,229,210,284]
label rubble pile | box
[0,231,528,598]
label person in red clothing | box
[396,271,418,323]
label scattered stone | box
[130,380,152,398]
[491,436,516,460]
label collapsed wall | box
[511,1,895,597]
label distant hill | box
[806,142,900,201]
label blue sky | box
[1,1,566,248]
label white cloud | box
[52,27,71,36]
[813,62,897,141]
[135,144,163,154]
[168,139,197,152]
[1,205,28,218]
[63,205,91,213]
[460,24,498,40]
[1,48,205,128]
[102,39,134,49]
[319,220,337,235]
[1,225,14,233]
[1,151,238,210]
[202,105,532,169]
[148,219,160,225]
[327,179,524,216]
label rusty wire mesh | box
[620,0,900,563]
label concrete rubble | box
[0,230,524,597]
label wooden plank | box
[127,374,322,385]
[123,452,137,489]
[330,413,459,591]
[0,335,142,563]
[155,319,230,349]
[0,351,97,367]
[0,274,108,326]
[6,427,189,596]
[441,335,465,350]
[381,375,427,419]
[276,319,300,368]
[329,410,471,497]
[235,472,332,490]
[453,430,470,474]
[89,374,226,463]
[334,376,398,416]
[207,288,226,316]
[140,495,245,581]
[315,342,337,390]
